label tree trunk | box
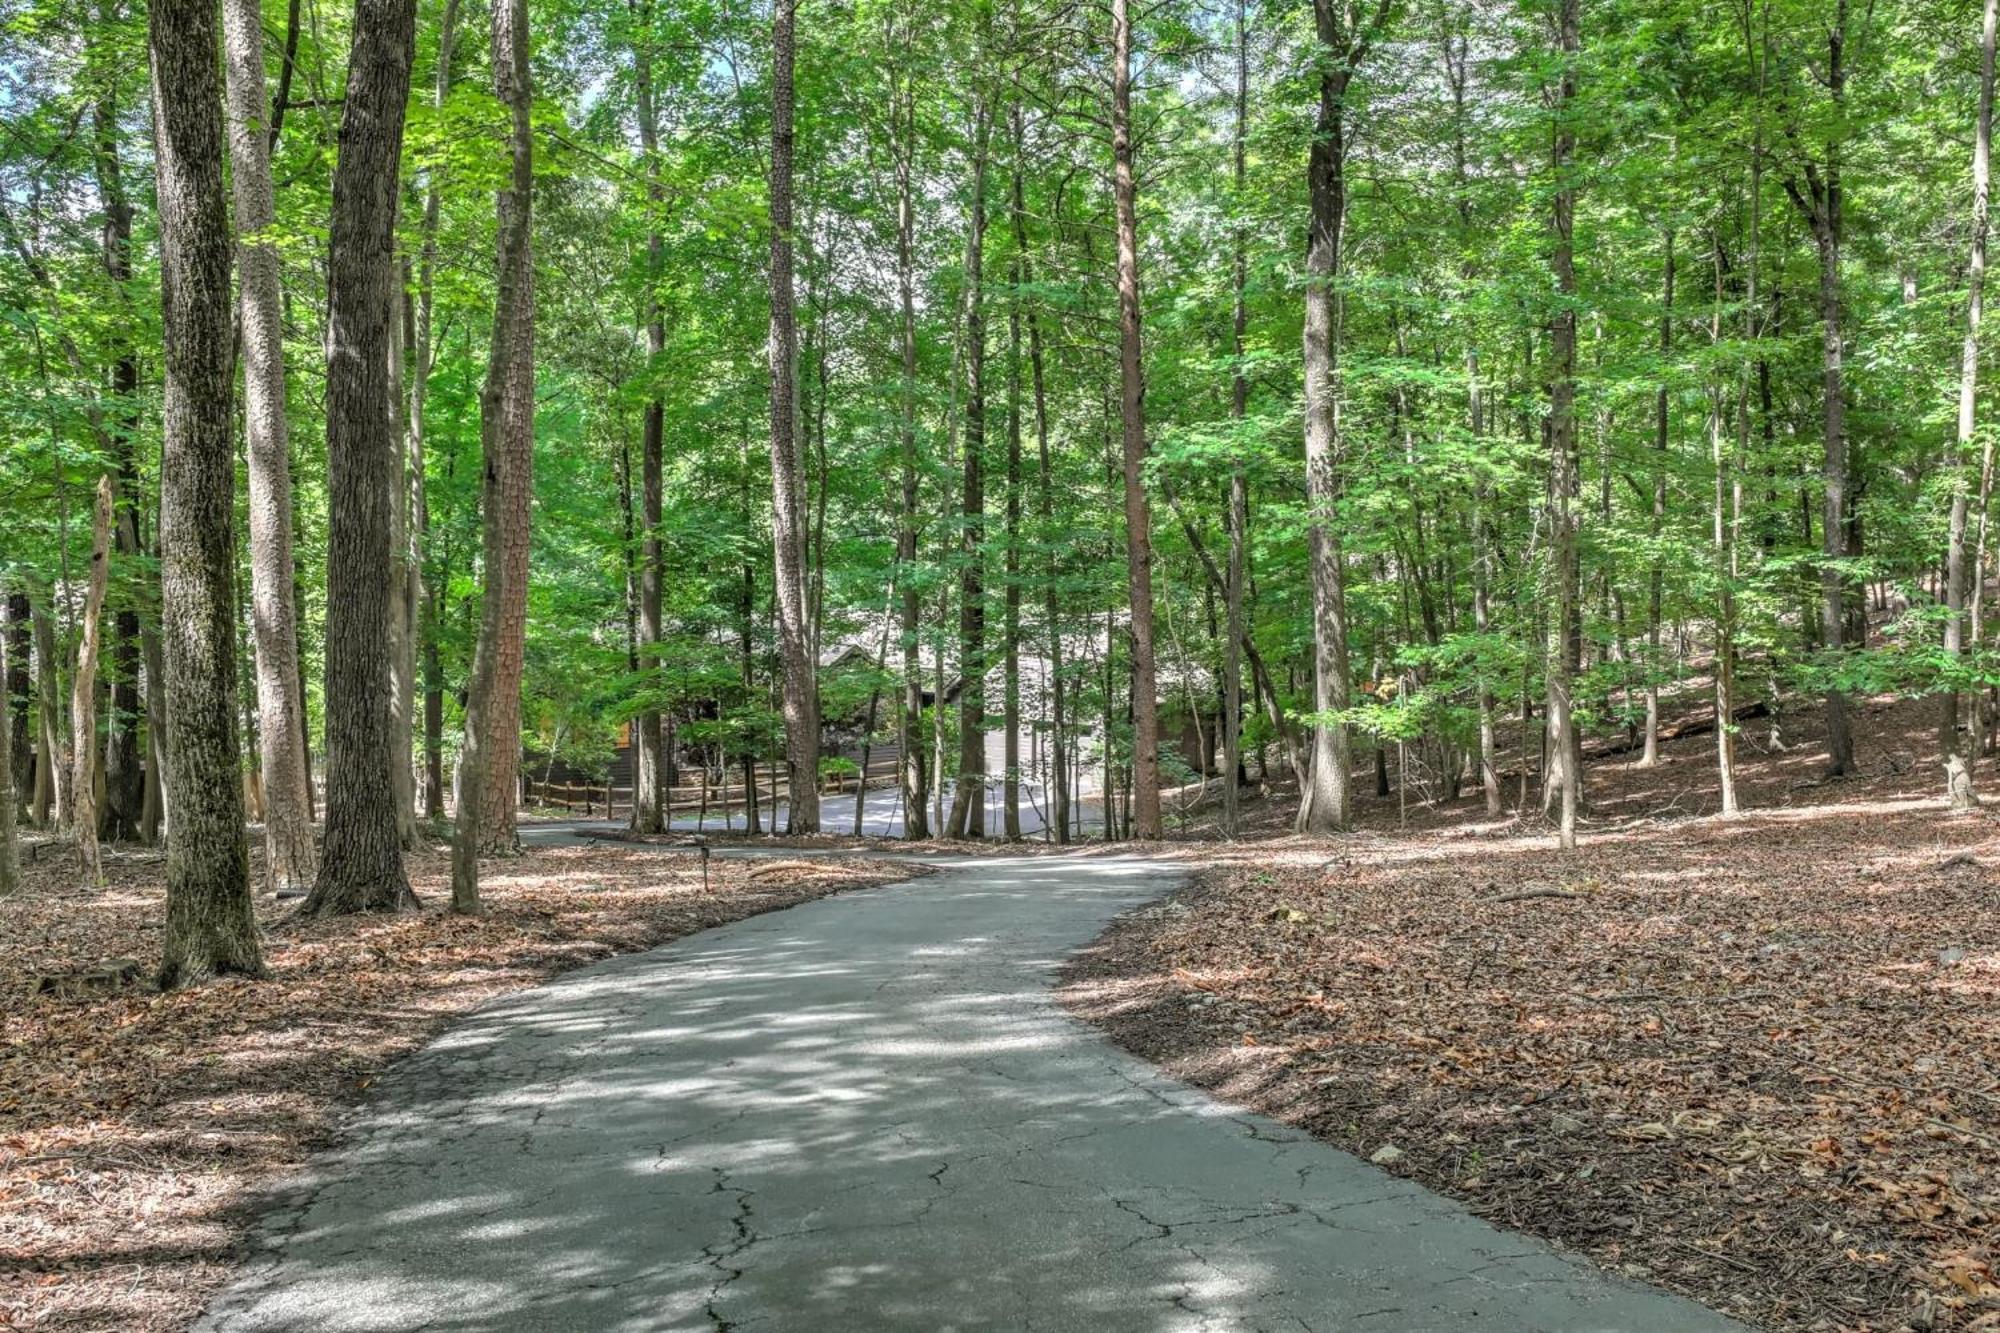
[1296,0,1371,834]
[0,589,16,895]
[1110,0,1161,840]
[31,601,65,829]
[894,56,929,840]
[86,1,147,847]
[452,0,534,909]
[633,6,666,835]
[412,0,457,826]
[1946,0,1996,809]
[224,0,317,892]
[1223,0,1249,838]
[4,594,30,823]
[766,0,819,835]
[1642,230,1673,768]
[1003,114,1025,842]
[1019,126,1068,845]
[945,104,993,841]
[71,475,114,883]
[1545,0,1582,851]
[304,0,420,915]
[149,0,264,983]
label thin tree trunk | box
[452,0,534,909]
[1003,116,1025,842]
[86,0,147,846]
[1545,0,1582,851]
[0,588,16,895]
[5,595,31,823]
[893,54,929,839]
[303,0,420,915]
[1110,0,1160,840]
[633,5,666,834]
[71,477,113,883]
[31,601,65,829]
[945,103,993,840]
[766,0,819,834]
[150,0,264,982]
[1223,0,1249,837]
[1946,0,1996,809]
[1642,229,1673,768]
[1019,124,1068,844]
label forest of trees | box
[3,0,1999,980]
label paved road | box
[199,849,1739,1332]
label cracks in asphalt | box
[700,1167,758,1332]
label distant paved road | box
[199,849,1741,1332]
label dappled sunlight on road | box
[199,855,1735,1333]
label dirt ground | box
[1061,693,2000,1332]
[0,838,914,1332]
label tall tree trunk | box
[1296,0,1379,834]
[893,57,929,839]
[1003,117,1025,842]
[1019,122,1068,844]
[411,0,457,824]
[945,103,993,841]
[452,0,534,909]
[149,0,264,984]
[1223,0,1248,837]
[1711,236,1741,817]
[1111,0,1161,840]
[1545,0,1582,851]
[1946,0,1996,810]
[303,0,420,915]
[224,0,317,892]
[71,476,113,883]
[86,0,147,846]
[1642,229,1673,768]
[766,0,819,834]
[632,4,667,835]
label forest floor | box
[1061,690,2000,1333]
[0,837,916,1332]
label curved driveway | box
[199,847,1739,1332]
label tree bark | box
[1223,0,1249,838]
[1296,0,1382,835]
[1003,111,1026,842]
[1111,0,1161,840]
[30,600,65,829]
[224,0,317,893]
[945,104,993,841]
[85,0,147,847]
[71,476,113,883]
[304,0,420,915]
[632,2,666,835]
[452,0,535,909]
[149,0,264,984]
[0,588,16,895]
[767,0,819,834]
[1946,0,1996,810]
[1545,0,1582,851]
[412,0,457,824]
[4,594,30,823]
[893,52,930,839]
[1642,229,1673,768]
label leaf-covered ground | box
[0,837,914,1332]
[1063,700,2000,1333]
